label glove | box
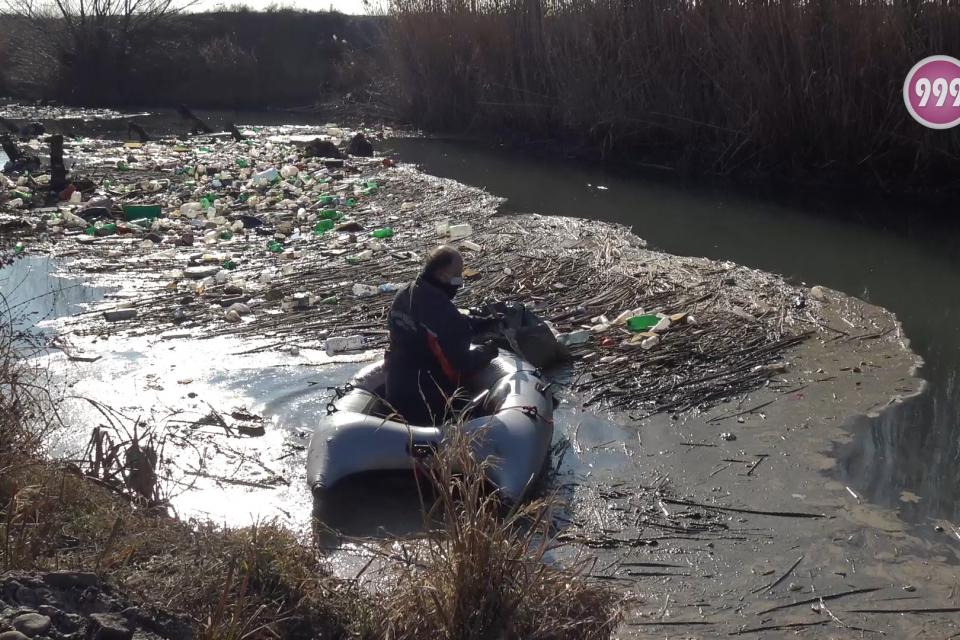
[480,340,499,360]
[469,312,503,334]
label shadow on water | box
[388,136,960,525]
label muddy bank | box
[0,121,950,638]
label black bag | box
[481,301,570,370]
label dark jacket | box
[384,277,494,424]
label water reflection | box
[0,256,111,336]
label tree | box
[0,0,197,104]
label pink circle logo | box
[904,55,960,129]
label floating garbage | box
[325,335,364,355]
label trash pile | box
[0,119,822,418]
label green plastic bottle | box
[102,223,117,235]
[320,209,342,220]
[268,241,283,253]
[314,219,334,235]
[219,230,234,240]
[321,295,338,305]
[626,314,659,332]
[200,198,211,210]
[371,227,393,239]
[345,198,356,207]
[13,242,23,254]
[345,257,361,265]
[223,260,236,270]
[319,195,338,205]
[236,158,249,168]
[117,161,129,171]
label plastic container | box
[558,330,590,346]
[123,204,161,225]
[352,283,378,297]
[371,227,394,239]
[449,223,473,239]
[379,283,402,294]
[281,165,299,179]
[626,314,659,332]
[325,335,363,355]
[251,168,279,186]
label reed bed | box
[381,0,960,191]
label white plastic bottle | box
[449,223,473,239]
[325,335,363,355]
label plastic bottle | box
[319,195,339,206]
[69,191,82,204]
[13,242,23,254]
[371,227,393,239]
[320,209,342,220]
[314,219,334,235]
[352,283,378,297]
[558,330,590,346]
[267,241,283,253]
[325,335,363,355]
[461,240,482,252]
[251,168,279,186]
[449,223,472,239]
[435,220,451,235]
[378,283,402,294]
[236,158,249,168]
[203,230,218,244]
[626,314,659,332]
[281,165,299,179]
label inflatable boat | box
[306,350,556,503]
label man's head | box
[421,245,464,298]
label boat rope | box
[503,405,554,425]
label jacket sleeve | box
[421,304,495,381]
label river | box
[2,108,959,525]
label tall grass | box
[372,425,623,639]
[382,0,960,190]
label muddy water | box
[386,137,960,525]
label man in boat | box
[385,245,501,425]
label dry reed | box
[371,424,623,639]
[381,0,960,190]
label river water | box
[2,108,959,525]
[385,137,960,525]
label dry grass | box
[380,0,960,191]
[371,425,623,639]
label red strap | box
[427,332,460,382]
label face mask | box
[423,274,461,300]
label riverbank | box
[1,122,956,638]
